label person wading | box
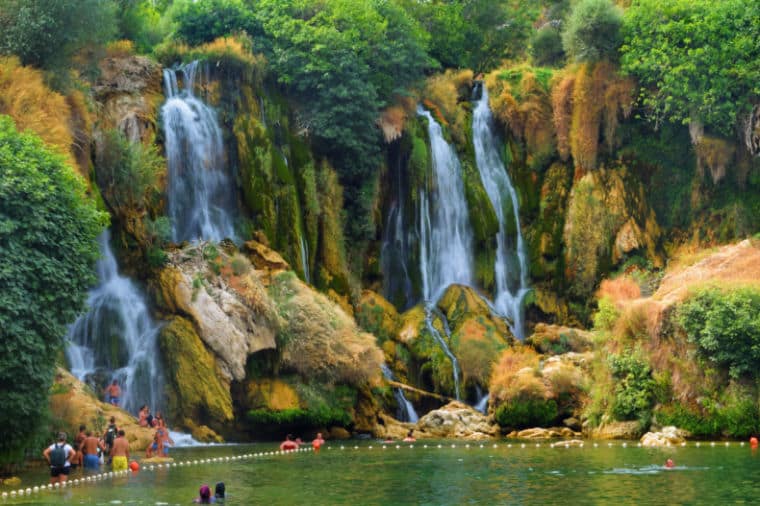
[110,429,130,471]
[43,432,75,484]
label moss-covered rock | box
[355,290,401,344]
[158,317,234,433]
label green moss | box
[158,317,233,429]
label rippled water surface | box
[4,442,760,505]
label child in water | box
[194,484,215,503]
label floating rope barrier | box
[0,441,754,500]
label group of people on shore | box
[138,405,175,458]
[43,417,130,484]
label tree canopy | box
[0,116,106,468]
[620,0,760,136]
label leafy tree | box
[530,23,565,67]
[0,116,106,469]
[170,0,262,47]
[620,0,760,136]
[678,287,760,379]
[562,0,622,63]
[116,0,169,53]
[0,0,117,71]
[608,350,655,421]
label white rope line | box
[0,441,749,499]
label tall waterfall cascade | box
[416,106,474,400]
[66,232,163,414]
[472,85,530,339]
[162,60,237,243]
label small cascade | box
[381,365,419,423]
[162,60,237,242]
[472,84,530,339]
[298,234,311,284]
[424,307,461,401]
[66,232,163,415]
[415,107,473,399]
[474,386,490,414]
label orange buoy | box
[750,437,758,448]
[129,461,140,472]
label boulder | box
[374,413,415,440]
[416,401,499,440]
[329,427,351,440]
[640,426,690,447]
[355,290,401,342]
[242,240,290,275]
[508,427,580,439]
[588,420,642,440]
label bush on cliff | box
[678,286,760,380]
[562,0,622,63]
[494,398,558,429]
[0,116,106,469]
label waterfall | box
[66,231,163,415]
[416,107,474,400]
[417,106,474,303]
[381,365,419,423]
[162,60,237,242]
[299,234,311,284]
[475,386,490,414]
[472,85,530,339]
[424,307,461,400]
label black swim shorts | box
[50,466,71,477]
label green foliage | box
[677,287,760,380]
[170,0,261,47]
[0,0,117,73]
[0,116,106,468]
[608,349,655,421]
[94,130,164,220]
[246,406,351,428]
[562,0,622,63]
[494,398,558,429]
[530,24,565,67]
[117,0,168,53]
[620,0,760,136]
[593,296,620,332]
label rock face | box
[640,426,690,447]
[155,245,279,382]
[507,427,580,439]
[588,420,642,440]
[416,401,499,440]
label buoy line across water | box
[0,441,751,500]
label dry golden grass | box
[106,40,136,58]
[489,347,541,402]
[65,89,93,176]
[423,69,473,145]
[598,276,641,306]
[570,63,604,178]
[602,70,635,151]
[0,56,74,165]
[551,71,575,161]
[377,105,406,143]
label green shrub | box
[170,0,261,47]
[562,0,622,63]
[677,287,760,379]
[530,24,565,67]
[246,406,351,428]
[494,398,558,429]
[593,296,619,332]
[655,403,720,438]
[0,116,106,469]
[608,350,655,421]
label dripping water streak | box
[381,365,419,423]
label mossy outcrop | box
[158,317,233,435]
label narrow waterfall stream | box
[417,107,473,400]
[381,365,419,423]
[66,232,163,415]
[472,84,530,339]
[162,61,237,242]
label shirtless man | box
[311,432,325,453]
[104,380,121,406]
[73,425,86,468]
[280,434,299,451]
[110,430,130,471]
[80,431,104,470]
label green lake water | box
[3,441,760,505]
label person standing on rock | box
[104,379,121,406]
[43,432,75,484]
[80,430,104,470]
[110,429,130,471]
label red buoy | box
[129,461,140,472]
[750,437,758,448]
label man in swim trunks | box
[312,432,325,453]
[110,429,130,471]
[43,432,75,484]
[104,379,121,406]
[73,424,86,469]
[80,430,103,470]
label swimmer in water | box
[312,432,325,453]
[664,458,675,468]
[280,434,299,451]
[403,429,416,443]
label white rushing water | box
[66,231,163,415]
[472,85,530,339]
[381,365,419,423]
[162,61,237,242]
[416,107,474,400]
[299,234,311,284]
[417,107,474,303]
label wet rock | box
[416,401,499,440]
[563,417,582,431]
[588,420,642,440]
[508,427,580,439]
[640,426,690,447]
